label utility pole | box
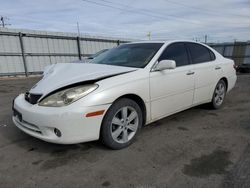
[0,16,11,27]
[147,32,151,40]
[1,16,5,27]
[205,35,208,44]
[77,22,80,36]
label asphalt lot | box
[0,74,250,188]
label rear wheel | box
[100,98,143,150]
[210,80,226,109]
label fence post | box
[76,36,82,60]
[222,45,226,57]
[18,32,28,77]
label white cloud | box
[0,0,249,42]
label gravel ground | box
[0,74,249,188]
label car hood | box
[29,63,138,95]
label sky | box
[0,0,249,42]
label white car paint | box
[13,40,237,144]
[31,63,138,95]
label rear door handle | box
[215,66,221,70]
[186,71,195,75]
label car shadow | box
[9,103,213,153]
[145,103,213,129]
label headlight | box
[39,84,98,107]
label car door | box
[185,42,222,104]
[150,42,195,120]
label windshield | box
[89,49,109,59]
[90,43,163,68]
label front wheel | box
[210,80,226,109]
[100,98,143,150]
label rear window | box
[186,43,215,64]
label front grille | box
[25,92,42,104]
[21,120,42,134]
[15,117,42,134]
[13,109,42,134]
[13,108,22,122]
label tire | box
[100,98,143,150]
[210,79,226,109]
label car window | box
[159,43,189,67]
[90,43,163,68]
[186,43,214,63]
[209,50,216,61]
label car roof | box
[123,40,220,57]
[127,40,206,45]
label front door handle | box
[215,66,221,70]
[186,71,195,75]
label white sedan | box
[13,41,237,149]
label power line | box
[98,0,249,25]
[81,0,204,26]
[81,0,245,41]
[99,0,131,9]
[91,0,250,31]
[165,0,249,18]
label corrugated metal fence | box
[210,42,250,65]
[1,28,249,77]
[0,28,129,76]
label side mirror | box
[153,60,176,71]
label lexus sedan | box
[13,41,237,149]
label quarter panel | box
[193,61,220,104]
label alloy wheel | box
[110,106,139,144]
[214,82,225,106]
